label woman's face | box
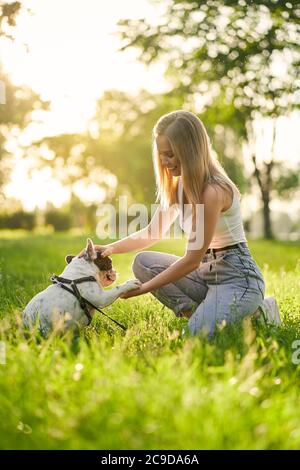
[156,134,181,177]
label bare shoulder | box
[202,184,224,209]
[203,183,233,212]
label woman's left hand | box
[120,283,147,299]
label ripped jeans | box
[132,243,265,337]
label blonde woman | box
[94,110,280,336]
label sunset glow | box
[0,0,299,212]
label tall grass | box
[0,232,299,449]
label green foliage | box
[0,210,36,230]
[118,0,300,117]
[273,165,300,197]
[84,90,186,204]
[42,89,246,205]
[45,209,72,232]
[200,92,249,192]
[117,0,300,237]
[0,2,49,191]
[0,72,49,191]
[0,232,299,449]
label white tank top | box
[177,177,247,249]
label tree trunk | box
[261,189,273,240]
[252,157,274,239]
[248,119,278,240]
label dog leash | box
[50,274,127,331]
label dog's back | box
[22,283,89,336]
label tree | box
[0,1,21,40]
[84,89,186,205]
[35,88,246,214]
[118,0,300,238]
[30,132,117,209]
[0,2,48,196]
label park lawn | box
[0,231,300,449]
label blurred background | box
[0,0,299,240]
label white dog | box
[22,239,141,336]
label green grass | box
[0,231,300,449]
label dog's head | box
[65,238,117,287]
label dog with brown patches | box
[22,238,141,336]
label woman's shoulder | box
[203,182,228,199]
[202,184,223,208]
[203,182,236,212]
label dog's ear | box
[85,238,97,261]
[65,254,75,264]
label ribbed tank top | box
[177,178,247,249]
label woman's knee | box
[132,252,154,281]
[132,250,178,282]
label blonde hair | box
[152,110,240,212]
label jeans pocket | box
[219,253,246,277]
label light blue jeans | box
[132,243,265,337]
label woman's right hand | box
[78,244,115,258]
[94,244,115,257]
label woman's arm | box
[122,186,223,297]
[97,204,179,256]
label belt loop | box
[238,242,245,252]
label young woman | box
[94,110,280,336]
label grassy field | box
[0,231,300,449]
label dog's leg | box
[96,279,141,308]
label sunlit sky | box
[1,0,168,135]
[0,0,299,211]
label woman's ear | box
[65,255,75,264]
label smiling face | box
[156,134,181,177]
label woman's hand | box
[78,244,115,258]
[120,283,146,299]
[95,244,115,257]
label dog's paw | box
[124,279,142,291]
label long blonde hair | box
[152,110,240,212]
